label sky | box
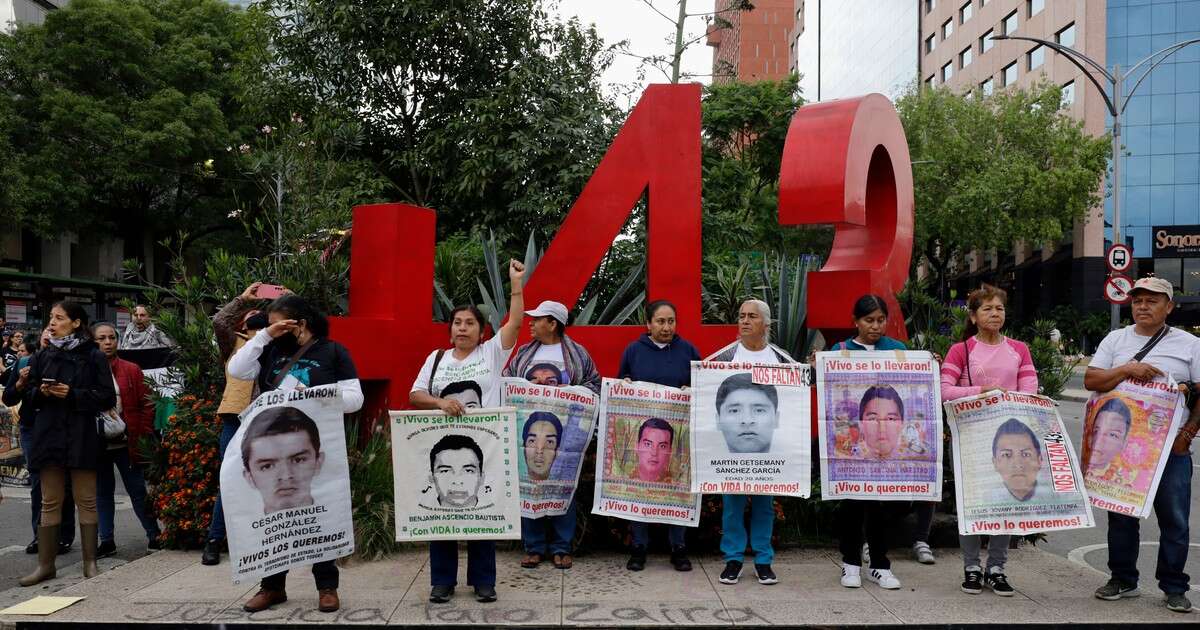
[553,0,717,107]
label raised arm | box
[498,259,525,350]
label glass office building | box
[1107,0,1200,296]
[792,0,920,101]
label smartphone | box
[41,378,57,385]
[257,284,285,299]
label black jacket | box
[10,340,116,471]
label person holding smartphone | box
[8,302,116,586]
[202,282,276,566]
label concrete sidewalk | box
[0,545,1192,626]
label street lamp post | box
[992,34,1200,330]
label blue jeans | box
[521,501,576,555]
[20,425,74,544]
[429,541,496,587]
[629,522,686,550]
[206,416,240,541]
[97,447,160,543]
[1107,452,1193,594]
[721,494,774,564]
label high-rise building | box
[790,0,921,101]
[1107,0,1200,299]
[0,0,67,31]
[923,0,1109,315]
[706,0,795,83]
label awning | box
[0,270,153,293]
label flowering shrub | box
[146,392,222,549]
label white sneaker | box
[861,542,871,567]
[913,541,935,565]
[868,568,901,590]
[840,563,862,588]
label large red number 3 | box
[331,87,914,410]
[780,94,914,342]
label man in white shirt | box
[1084,277,1199,613]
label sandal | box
[520,552,542,569]
[553,553,573,569]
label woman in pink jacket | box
[940,284,1037,598]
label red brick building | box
[706,0,794,83]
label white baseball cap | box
[525,300,569,325]
[1130,276,1173,300]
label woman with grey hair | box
[706,300,795,363]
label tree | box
[260,0,624,250]
[0,0,259,259]
[896,83,1110,295]
[700,75,830,256]
[626,0,755,84]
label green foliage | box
[344,419,404,561]
[0,0,257,242]
[757,254,822,359]
[700,76,832,257]
[261,0,623,250]
[897,83,1110,294]
[125,244,223,549]
[1025,319,1082,399]
[1048,304,1109,354]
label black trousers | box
[261,560,338,591]
[837,500,890,570]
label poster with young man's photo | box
[945,390,1094,535]
[219,384,354,584]
[390,408,521,541]
[689,361,812,496]
[501,378,597,518]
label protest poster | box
[0,403,28,486]
[689,361,812,497]
[945,390,1094,535]
[390,408,520,541]
[220,384,354,584]
[593,378,701,526]
[501,378,598,518]
[1081,377,1184,518]
[816,351,941,500]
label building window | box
[1185,258,1200,295]
[1056,22,1075,48]
[965,89,974,99]
[981,77,995,95]
[943,18,953,39]
[926,75,936,89]
[926,34,937,54]
[1028,45,1045,71]
[1003,10,1019,35]
[960,1,973,24]
[1158,258,1183,293]
[961,46,973,68]
[1061,80,1075,107]
[1003,61,1018,86]
[925,0,937,14]
[981,0,989,5]
[981,29,995,53]
[1028,0,1044,17]
[943,61,954,82]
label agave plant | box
[473,231,644,329]
[756,254,822,359]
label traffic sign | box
[1106,244,1133,272]
[1105,274,1133,305]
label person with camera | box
[202,282,277,566]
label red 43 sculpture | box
[330,84,913,410]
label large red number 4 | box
[331,87,914,411]
[779,94,914,342]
